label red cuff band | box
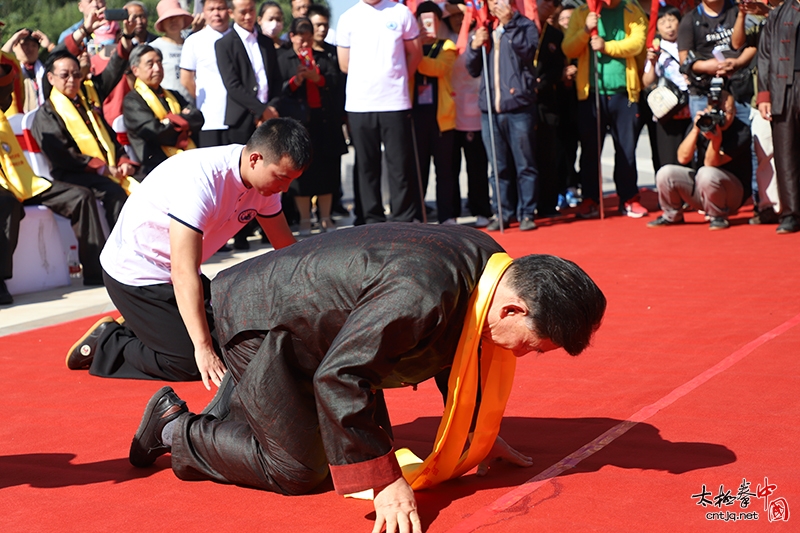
[329,450,403,495]
[756,91,770,106]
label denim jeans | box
[480,107,538,221]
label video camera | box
[696,77,726,133]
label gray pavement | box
[0,130,657,337]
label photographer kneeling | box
[648,85,751,230]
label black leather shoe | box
[65,316,116,370]
[776,216,800,234]
[201,372,235,420]
[519,217,537,231]
[0,280,12,306]
[486,218,509,231]
[129,387,189,468]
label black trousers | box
[536,99,562,215]
[0,182,106,282]
[54,173,127,231]
[91,270,217,380]
[198,129,229,148]
[347,110,420,223]
[412,107,457,222]
[772,74,800,221]
[452,130,492,219]
[171,330,394,495]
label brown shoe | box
[65,316,116,370]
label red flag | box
[646,0,662,50]
[585,0,611,36]
[456,0,493,54]
[521,0,540,33]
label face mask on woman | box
[261,19,283,37]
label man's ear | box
[248,151,263,168]
[500,299,529,318]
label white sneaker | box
[474,216,490,228]
[441,218,458,225]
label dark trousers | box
[772,74,800,221]
[0,182,106,282]
[171,330,394,495]
[198,129,229,148]
[172,331,330,495]
[91,270,216,380]
[412,107,457,222]
[577,93,639,204]
[655,118,692,168]
[536,99,562,215]
[480,106,539,221]
[348,110,420,224]
[453,130,492,218]
[53,173,127,231]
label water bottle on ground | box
[68,245,82,279]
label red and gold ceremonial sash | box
[348,252,517,498]
[49,85,137,195]
[0,108,51,201]
[133,78,196,157]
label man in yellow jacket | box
[562,0,647,219]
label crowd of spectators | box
[2,0,800,304]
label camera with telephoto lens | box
[696,77,726,133]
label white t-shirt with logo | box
[101,145,282,286]
[179,26,230,130]
[336,0,420,113]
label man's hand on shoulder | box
[372,476,422,533]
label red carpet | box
[2,202,798,532]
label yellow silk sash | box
[49,85,137,195]
[0,109,51,201]
[133,79,196,157]
[348,252,517,499]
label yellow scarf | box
[48,85,137,195]
[133,78,196,157]
[348,252,516,498]
[0,108,51,201]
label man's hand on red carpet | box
[476,435,533,476]
[372,476,422,533]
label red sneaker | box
[621,196,648,218]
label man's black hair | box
[416,1,444,19]
[246,117,312,171]
[289,16,313,35]
[657,4,681,22]
[506,255,606,356]
[44,50,80,75]
[129,44,162,69]
[306,3,330,19]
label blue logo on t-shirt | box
[238,209,257,223]
[387,21,398,30]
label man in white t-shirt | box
[337,0,422,224]
[179,0,231,147]
[65,119,311,388]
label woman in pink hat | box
[150,0,195,104]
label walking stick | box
[409,119,428,224]
[481,44,504,233]
[594,50,605,220]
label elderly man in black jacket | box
[756,0,800,234]
[128,223,606,533]
[465,0,540,232]
[123,45,204,176]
